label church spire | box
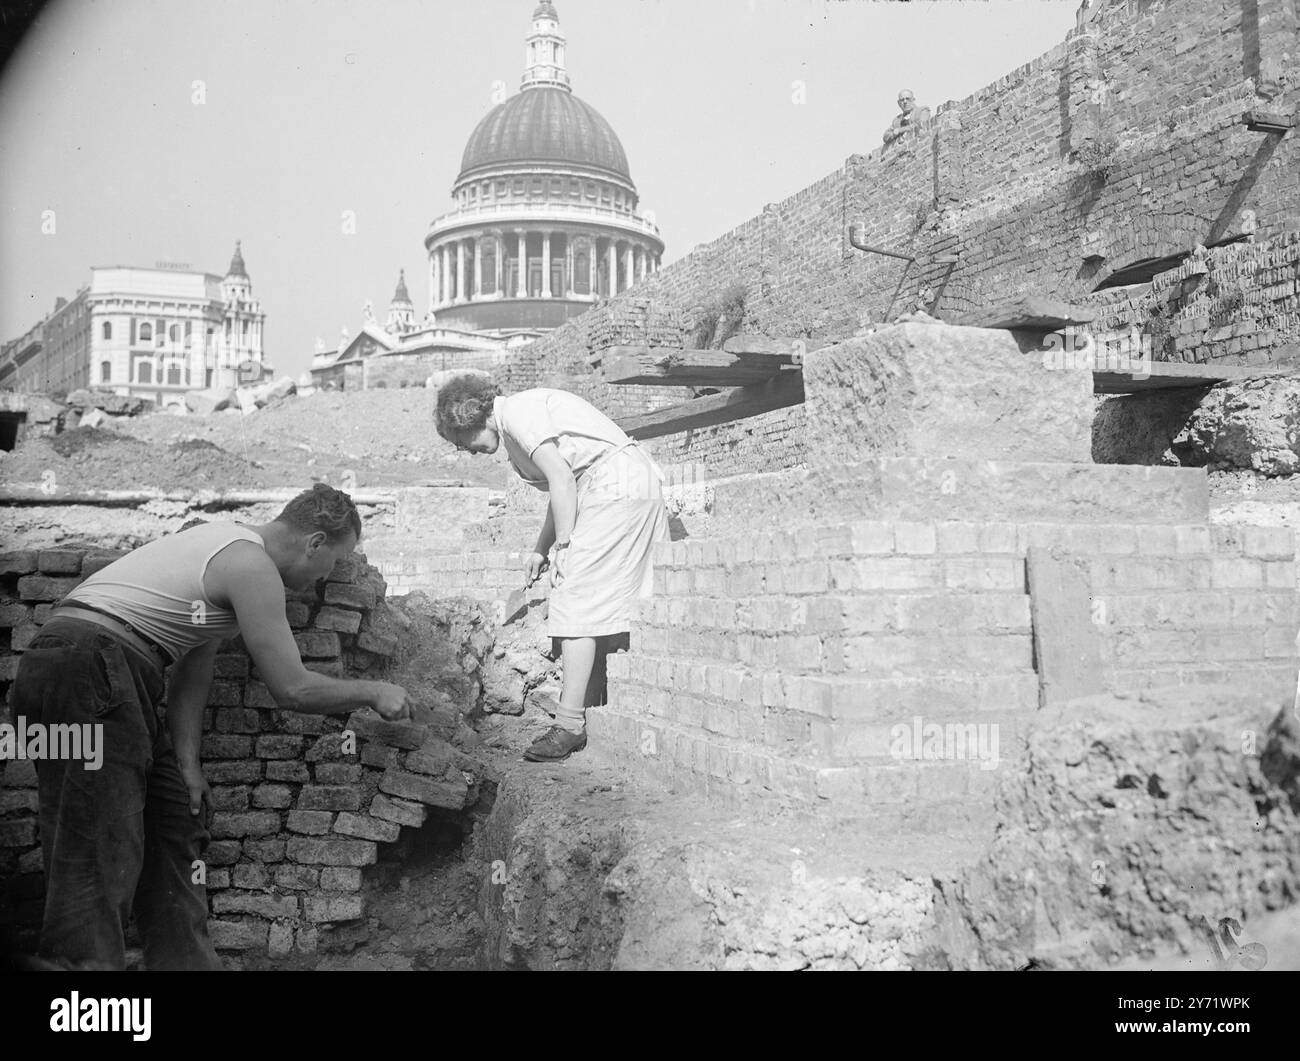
[521,1,570,92]
[386,269,415,335]
[226,239,248,279]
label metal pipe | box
[847,224,915,263]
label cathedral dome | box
[456,87,631,185]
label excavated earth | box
[317,593,1300,972]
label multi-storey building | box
[0,242,268,408]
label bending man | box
[11,484,409,970]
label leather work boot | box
[523,725,588,762]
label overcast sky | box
[0,0,1079,379]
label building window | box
[513,179,524,194]
[167,362,181,385]
[139,322,152,343]
[575,247,590,294]
[169,324,181,343]
[496,181,506,197]
[569,179,580,197]
[205,369,214,388]
[530,178,543,196]
[138,361,152,384]
[550,179,562,196]
[585,182,596,199]
[100,360,111,383]
[102,322,112,340]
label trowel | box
[502,571,546,625]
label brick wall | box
[0,546,491,965]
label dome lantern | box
[522,0,570,92]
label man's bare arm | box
[210,542,407,719]
[169,641,218,767]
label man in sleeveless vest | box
[9,484,409,970]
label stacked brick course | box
[0,546,487,964]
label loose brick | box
[255,734,304,759]
[0,820,37,847]
[201,735,253,760]
[274,864,321,890]
[243,681,278,709]
[37,549,82,575]
[266,760,311,783]
[209,786,251,811]
[286,837,378,866]
[360,743,401,770]
[252,783,293,809]
[209,811,282,839]
[0,603,33,629]
[0,551,38,577]
[16,575,79,601]
[274,709,334,732]
[379,769,469,809]
[243,839,287,863]
[285,601,311,628]
[10,623,41,651]
[208,685,245,710]
[319,867,363,891]
[297,785,361,811]
[205,761,264,784]
[333,812,401,843]
[209,918,269,951]
[287,810,335,835]
[356,630,399,657]
[80,552,124,577]
[212,891,299,919]
[202,840,242,867]
[305,733,353,762]
[268,922,294,959]
[314,763,362,784]
[302,896,364,922]
[314,606,362,634]
[213,655,250,680]
[232,862,270,889]
[346,711,429,750]
[369,793,427,827]
[295,630,341,659]
[0,789,39,814]
[324,582,377,610]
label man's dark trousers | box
[12,617,222,970]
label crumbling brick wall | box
[482,0,1297,474]
[0,546,489,966]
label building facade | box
[425,1,663,335]
[313,1,664,391]
[0,242,268,408]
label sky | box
[0,0,1080,380]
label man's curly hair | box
[434,372,499,442]
[274,483,362,543]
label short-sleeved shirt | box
[493,390,629,490]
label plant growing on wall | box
[690,283,748,349]
[1072,133,1120,177]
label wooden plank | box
[1026,547,1107,709]
[1093,362,1295,394]
[616,370,805,441]
[958,297,1099,331]
[600,345,796,387]
[720,335,812,359]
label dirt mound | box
[2,427,270,493]
[108,389,506,490]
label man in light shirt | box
[11,484,409,970]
